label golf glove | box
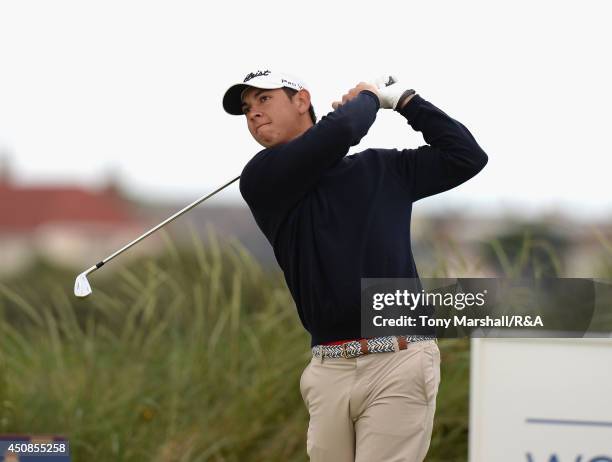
[372,74,408,110]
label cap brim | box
[222,82,283,115]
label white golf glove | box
[372,74,407,110]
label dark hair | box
[282,87,317,124]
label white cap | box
[222,69,309,115]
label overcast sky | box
[0,1,610,220]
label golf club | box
[74,175,241,298]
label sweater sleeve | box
[240,90,380,214]
[389,94,488,202]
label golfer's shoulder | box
[239,148,270,194]
[241,147,273,174]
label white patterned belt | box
[312,335,437,359]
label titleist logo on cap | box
[243,70,271,82]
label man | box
[222,70,488,461]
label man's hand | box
[372,74,411,110]
[332,82,380,110]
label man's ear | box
[294,89,311,115]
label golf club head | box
[74,272,92,298]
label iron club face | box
[74,272,93,298]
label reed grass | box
[0,226,609,461]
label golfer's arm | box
[394,94,488,202]
[240,91,379,210]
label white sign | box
[469,337,612,462]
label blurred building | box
[0,163,147,276]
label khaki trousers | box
[299,339,440,462]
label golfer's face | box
[241,87,301,148]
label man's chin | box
[259,137,280,149]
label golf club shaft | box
[90,175,241,272]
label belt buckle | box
[341,342,348,359]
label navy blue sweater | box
[239,90,488,347]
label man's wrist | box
[359,89,381,110]
[396,89,416,110]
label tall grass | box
[0,226,608,461]
[0,231,311,461]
